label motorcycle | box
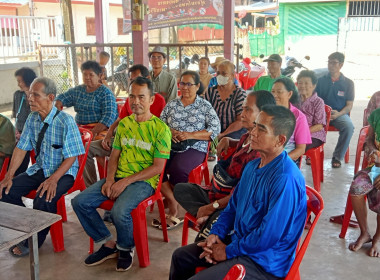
[281,56,310,79]
[238,57,266,90]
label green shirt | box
[113,114,171,189]
[0,114,16,168]
[254,75,285,92]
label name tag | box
[337,91,345,97]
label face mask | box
[217,75,229,86]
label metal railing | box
[0,15,62,62]
[38,43,241,95]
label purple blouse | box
[300,93,327,143]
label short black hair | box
[14,67,37,87]
[99,51,110,58]
[328,52,345,63]
[273,77,300,106]
[181,70,204,95]
[260,104,296,147]
[297,70,318,85]
[132,76,154,97]
[248,90,276,111]
[81,61,102,76]
[128,64,150,78]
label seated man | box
[170,105,307,280]
[82,64,165,188]
[253,54,284,91]
[173,90,276,241]
[0,77,84,256]
[316,52,355,168]
[0,113,16,170]
[72,77,171,271]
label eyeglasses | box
[179,82,197,88]
[328,60,340,65]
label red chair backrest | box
[121,94,166,118]
[223,264,246,280]
[324,105,332,132]
[285,186,324,280]
[0,157,10,181]
[354,125,370,174]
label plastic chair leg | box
[132,207,150,267]
[57,197,67,223]
[149,202,155,213]
[203,165,211,186]
[157,197,169,242]
[89,238,94,254]
[182,216,190,246]
[339,194,353,238]
[320,150,325,182]
[50,220,65,252]
[345,147,349,163]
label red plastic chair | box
[339,126,370,239]
[25,128,92,252]
[224,264,246,280]
[302,105,331,192]
[284,186,324,280]
[0,157,10,181]
[238,69,251,90]
[181,212,199,246]
[188,142,211,186]
[327,113,350,163]
[89,162,169,268]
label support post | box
[223,0,235,61]
[94,0,104,57]
[131,0,149,67]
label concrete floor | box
[1,100,380,280]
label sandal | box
[151,217,161,228]
[331,157,341,168]
[159,215,184,230]
[9,241,29,258]
[306,157,311,165]
[208,155,216,162]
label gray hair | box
[32,77,57,97]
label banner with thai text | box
[122,0,224,33]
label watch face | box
[213,201,219,209]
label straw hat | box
[211,57,228,68]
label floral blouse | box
[160,95,221,153]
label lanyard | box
[15,93,25,124]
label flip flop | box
[331,157,341,168]
[208,155,216,162]
[9,241,29,258]
[159,215,184,230]
[151,217,161,228]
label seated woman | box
[55,61,118,139]
[298,70,326,163]
[205,60,247,160]
[12,67,37,174]
[364,91,380,126]
[156,70,221,229]
[271,77,311,163]
[349,107,380,257]
[198,57,213,96]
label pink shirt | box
[285,103,312,153]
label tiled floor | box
[1,100,379,280]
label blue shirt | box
[210,151,307,278]
[316,73,355,112]
[160,95,220,153]
[56,84,118,127]
[208,76,239,88]
[17,106,85,178]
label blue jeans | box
[330,114,354,160]
[72,178,154,250]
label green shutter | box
[281,2,347,36]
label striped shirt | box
[160,95,221,153]
[205,86,247,133]
[17,106,85,178]
[12,90,31,133]
[56,84,118,127]
[150,70,178,103]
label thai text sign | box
[122,0,224,33]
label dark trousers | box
[174,183,223,242]
[305,138,324,152]
[169,242,282,280]
[15,151,30,176]
[0,169,74,248]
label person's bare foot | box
[349,232,372,251]
[369,238,380,257]
[12,247,23,256]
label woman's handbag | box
[171,139,201,152]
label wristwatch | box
[212,200,220,209]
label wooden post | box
[224,0,235,61]
[94,0,104,57]
[60,0,75,43]
[132,0,149,67]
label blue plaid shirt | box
[56,84,118,127]
[17,106,85,178]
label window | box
[86,17,95,36]
[348,1,380,17]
